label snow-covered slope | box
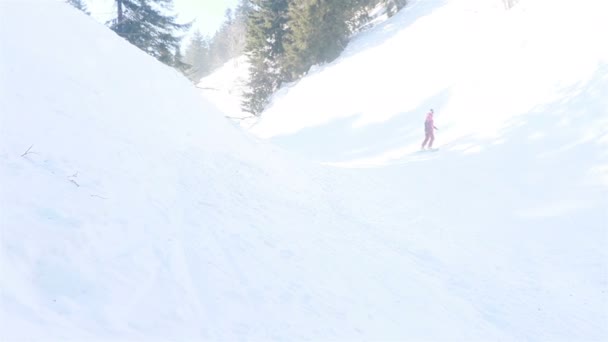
[1,0,607,341]
[0,2,377,340]
[253,0,608,166]
[197,56,252,123]
[249,0,607,339]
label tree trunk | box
[117,0,123,22]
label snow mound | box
[1,0,606,341]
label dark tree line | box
[67,0,189,70]
[243,0,408,115]
[106,0,191,71]
[65,0,408,114]
[182,2,253,82]
[66,0,252,80]
[66,0,89,15]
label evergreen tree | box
[387,0,407,17]
[226,1,253,59]
[184,30,211,82]
[108,0,190,68]
[179,1,252,82]
[207,5,248,70]
[242,0,290,115]
[66,0,89,15]
[173,46,189,75]
[209,24,231,69]
[284,0,371,80]
[242,0,408,115]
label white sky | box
[87,0,239,38]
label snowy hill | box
[253,0,608,166]
[250,0,608,339]
[1,0,607,341]
[197,56,252,123]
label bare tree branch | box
[195,85,219,91]
[21,144,35,157]
[68,171,80,187]
[225,115,255,121]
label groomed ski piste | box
[1,0,607,340]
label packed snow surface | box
[1,0,607,340]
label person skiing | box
[421,109,438,150]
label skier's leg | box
[428,132,434,148]
[421,133,430,149]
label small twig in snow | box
[21,144,36,157]
[225,115,255,121]
[68,171,79,187]
[195,85,219,91]
[90,194,108,200]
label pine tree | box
[209,24,231,69]
[173,46,190,75]
[184,30,211,82]
[206,2,252,71]
[108,0,190,68]
[241,0,407,115]
[242,0,290,115]
[387,0,407,17]
[227,1,253,59]
[66,0,89,15]
[284,0,366,80]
